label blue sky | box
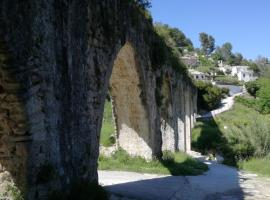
[150,0,270,60]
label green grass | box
[98,150,208,176]
[192,100,270,170]
[239,158,270,177]
[214,75,241,85]
[100,99,115,147]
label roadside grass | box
[238,158,270,177]
[98,149,208,176]
[100,99,115,147]
[192,101,270,174]
[214,75,241,85]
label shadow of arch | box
[0,40,29,195]
[108,42,153,159]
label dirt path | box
[198,93,243,119]
[99,157,270,200]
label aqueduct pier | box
[0,0,196,198]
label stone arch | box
[107,42,153,159]
[0,40,29,193]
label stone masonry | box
[0,0,197,198]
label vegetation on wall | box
[155,23,194,54]
[148,21,198,76]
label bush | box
[242,78,270,114]
[192,101,270,167]
[214,75,240,85]
[245,81,260,97]
[195,81,227,111]
[227,117,270,158]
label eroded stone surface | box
[0,1,197,198]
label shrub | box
[195,81,227,111]
[242,78,270,114]
[245,81,260,97]
[214,75,240,85]
[225,118,270,161]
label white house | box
[231,66,258,82]
[188,69,209,81]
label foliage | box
[1,184,24,200]
[245,81,260,97]
[238,158,270,177]
[154,23,194,55]
[212,42,233,63]
[195,81,228,111]
[255,56,270,77]
[100,98,115,147]
[227,117,270,158]
[99,149,208,176]
[199,32,215,55]
[198,54,217,70]
[192,101,270,168]
[135,0,151,8]
[243,78,270,114]
[151,28,188,74]
[214,75,241,85]
[192,120,224,154]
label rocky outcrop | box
[0,0,197,198]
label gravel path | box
[99,154,270,200]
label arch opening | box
[100,42,153,159]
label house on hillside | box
[188,69,209,81]
[231,66,258,82]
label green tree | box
[199,33,209,55]
[135,0,151,8]
[199,33,215,56]
[154,23,194,55]
[213,42,233,63]
[195,81,228,111]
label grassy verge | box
[98,150,208,176]
[192,100,270,174]
[100,99,115,147]
[214,75,241,85]
[238,158,270,177]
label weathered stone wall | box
[109,42,153,159]
[0,0,197,198]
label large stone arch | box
[109,42,152,159]
[0,0,198,198]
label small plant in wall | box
[0,183,24,200]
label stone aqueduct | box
[0,0,196,198]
